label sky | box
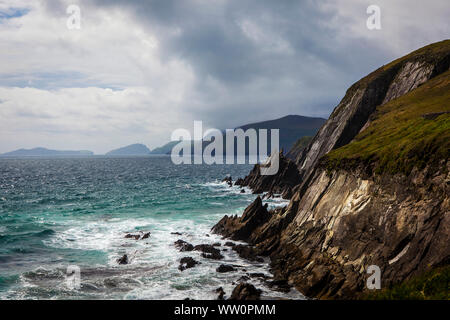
[0,0,448,154]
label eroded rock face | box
[214,162,450,298]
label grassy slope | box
[366,265,450,300]
[286,136,312,159]
[324,69,450,175]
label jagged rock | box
[240,189,245,193]
[222,176,233,187]
[234,153,301,198]
[212,242,221,247]
[235,178,244,186]
[171,232,182,235]
[216,264,236,273]
[229,283,261,300]
[125,231,150,240]
[194,244,224,260]
[124,233,140,240]
[215,287,225,300]
[211,196,270,242]
[174,240,194,252]
[211,41,450,299]
[117,254,128,265]
[224,241,236,247]
[178,257,199,271]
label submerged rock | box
[124,233,140,240]
[117,254,128,265]
[124,231,151,240]
[216,264,236,273]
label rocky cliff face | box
[296,40,450,188]
[213,40,450,299]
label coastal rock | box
[212,41,450,299]
[194,244,224,260]
[178,257,199,271]
[216,264,236,273]
[124,231,150,240]
[174,240,194,252]
[211,196,270,243]
[229,283,261,300]
[234,153,301,198]
[215,287,226,300]
[222,176,233,187]
[124,233,140,240]
[117,254,128,265]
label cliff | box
[212,40,450,299]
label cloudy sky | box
[0,0,448,154]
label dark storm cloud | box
[86,0,386,128]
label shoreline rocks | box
[229,283,262,300]
[178,257,199,271]
[216,264,236,273]
[174,239,194,252]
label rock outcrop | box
[229,283,262,300]
[212,40,450,299]
[234,153,301,198]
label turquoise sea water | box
[0,156,304,299]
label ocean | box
[0,156,305,300]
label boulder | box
[174,239,194,252]
[216,264,236,273]
[117,254,128,265]
[229,283,261,300]
[178,257,199,271]
[194,244,224,260]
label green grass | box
[324,70,450,175]
[365,265,450,300]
